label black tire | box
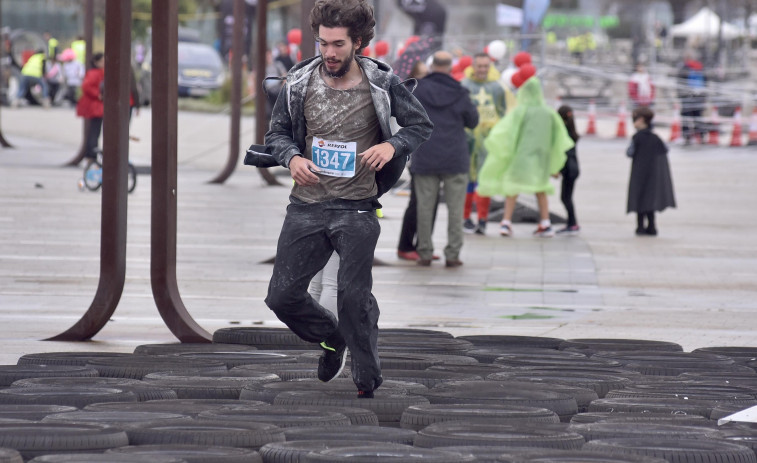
[457,335,564,350]
[0,448,21,463]
[414,421,584,449]
[197,406,352,428]
[0,423,128,460]
[28,454,185,463]
[240,378,426,404]
[381,369,482,388]
[282,425,416,444]
[127,162,137,193]
[17,352,133,367]
[133,343,258,356]
[467,348,585,364]
[12,377,179,401]
[377,354,446,370]
[82,158,102,191]
[172,352,298,368]
[107,444,262,463]
[85,357,227,379]
[0,405,77,421]
[0,387,137,408]
[273,390,429,425]
[494,356,622,369]
[0,365,98,387]
[582,437,757,463]
[603,383,757,402]
[400,403,559,431]
[421,381,582,420]
[559,339,683,353]
[588,397,717,417]
[41,410,193,429]
[570,412,714,427]
[85,398,269,416]
[125,420,285,450]
[142,375,279,400]
[499,450,669,463]
[380,329,454,338]
[301,443,476,463]
[377,337,473,355]
[212,327,317,349]
[567,422,723,441]
[426,363,509,377]
[692,347,757,364]
[487,371,632,398]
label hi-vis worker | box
[71,36,86,65]
[43,31,59,59]
[13,49,49,108]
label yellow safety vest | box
[48,37,59,58]
[71,40,86,64]
[21,53,45,78]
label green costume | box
[478,77,574,197]
[461,78,506,181]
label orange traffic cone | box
[748,108,757,146]
[586,99,597,135]
[708,106,720,146]
[615,103,627,138]
[730,107,743,147]
[669,104,682,143]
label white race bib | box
[311,137,357,178]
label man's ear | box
[354,37,362,51]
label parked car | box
[139,40,225,105]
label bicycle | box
[78,148,137,193]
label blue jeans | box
[17,75,49,100]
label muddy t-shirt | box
[292,66,380,203]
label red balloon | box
[513,51,532,68]
[405,35,420,47]
[511,71,525,88]
[374,40,390,57]
[360,46,371,56]
[519,63,536,81]
[287,28,302,46]
[458,55,473,69]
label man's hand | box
[360,142,395,171]
[289,156,320,186]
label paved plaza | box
[1,106,755,364]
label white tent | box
[670,7,742,40]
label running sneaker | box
[533,225,555,237]
[499,223,512,237]
[463,218,477,234]
[474,220,487,235]
[556,225,580,236]
[317,339,347,382]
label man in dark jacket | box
[263,0,433,398]
[411,51,478,268]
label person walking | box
[556,105,581,235]
[461,52,506,235]
[628,64,655,109]
[76,53,105,160]
[263,0,433,398]
[59,48,84,106]
[478,73,574,238]
[411,51,479,267]
[677,53,707,145]
[626,106,676,236]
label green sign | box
[543,13,619,29]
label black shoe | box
[474,220,487,235]
[317,338,347,382]
[357,390,374,399]
[645,227,658,236]
[635,228,646,236]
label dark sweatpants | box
[265,196,382,392]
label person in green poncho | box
[477,74,574,237]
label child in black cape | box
[626,106,676,236]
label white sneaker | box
[499,223,512,237]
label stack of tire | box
[0,329,752,462]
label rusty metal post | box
[47,0,132,341]
[151,0,212,342]
[301,0,316,60]
[64,0,94,167]
[209,0,244,185]
[0,0,13,148]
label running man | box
[263,0,433,398]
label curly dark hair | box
[310,0,375,53]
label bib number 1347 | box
[311,138,356,178]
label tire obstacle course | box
[0,328,753,462]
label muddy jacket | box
[265,55,433,197]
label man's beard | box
[322,49,355,78]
